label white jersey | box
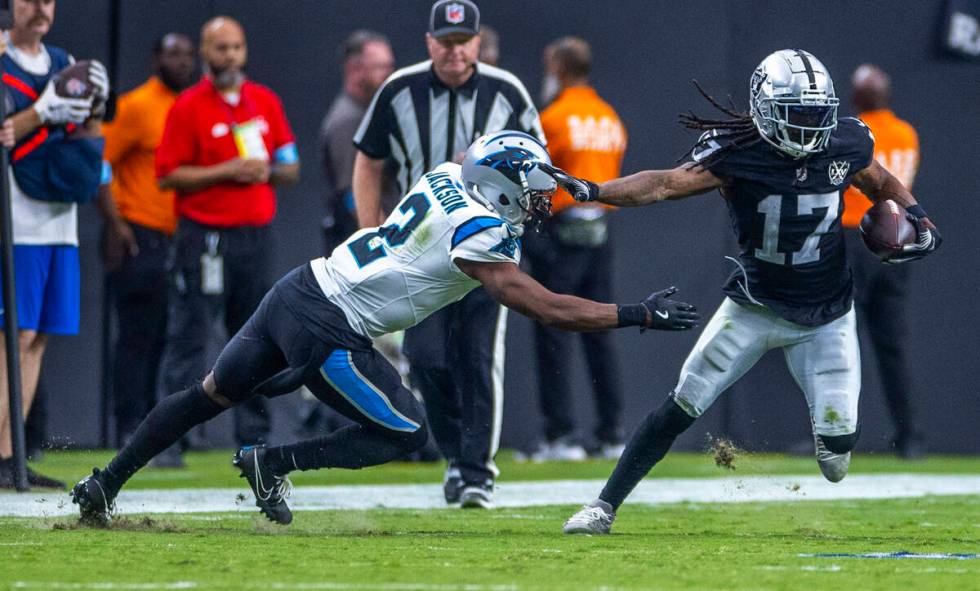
[311,163,521,338]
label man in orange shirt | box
[524,37,628,460]
[842,64,922,458]
[100,33,196,444]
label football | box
[860,199,917,260]
[53,60,96,100]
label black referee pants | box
[109,222,170,444]
[159,219,272,447]
[523,220,624,445]
[845,229,917,445]
[405,287,506,485]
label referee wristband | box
[906,204,928,220]
[617,304,647,328]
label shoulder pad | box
[691,128,733,163]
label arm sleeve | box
[155,100,197,178]
[449,218,520,265]
[352,84,393,159]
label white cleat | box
[814,433,850,483]
[459,482,495,509]
[563,499,615,535]
[530,437,588,463]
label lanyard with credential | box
[212,81,269,161]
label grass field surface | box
[1,451,978,590]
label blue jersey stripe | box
[451,216,504,249]
[319,350,420,433]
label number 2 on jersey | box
[755,192,838,266]
[349,192,431,267]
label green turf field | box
[1,451,978,591]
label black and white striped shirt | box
[353,60,545,195]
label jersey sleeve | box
[690,128,739,178]
[500,77,545,145]
[266,90,296,152]
[353,83,394,160]
[155,99,197,178]
[101,94,141,166]
[838,117,876,172]
[449,216,520,265]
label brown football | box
[860,199,917,260]
[53,60,96,100]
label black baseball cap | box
[429,0,480,39]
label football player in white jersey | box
[72,131,700,525]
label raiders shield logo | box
[828,160,849,186]
[796,166,808,183]
[446,3,465,24]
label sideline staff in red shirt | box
[155,16,299,458]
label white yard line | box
[0,474,978,518]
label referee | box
[352,0,544,509]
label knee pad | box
[819,429,860,454]
[672,374,715,418]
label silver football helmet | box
[749,49,840,159]
[461,131,557,236]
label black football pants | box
[845,230,917,444]
[523,225,624,444]
[213,267,429,464]
[160,219,272,446]
[109,222,170,444]
[405,287,506,485]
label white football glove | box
[88,60,110,117]
[33,80,93,125]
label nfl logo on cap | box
[430,0,479,37]
[446,3,465,24]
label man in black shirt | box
[550,49,941,534]
[352,0,544,509]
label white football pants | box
[671,297,860,437]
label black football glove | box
[618,287,700,331]
[537,162,600,202]
[885,213,942,265]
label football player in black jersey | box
[548,49,941,535]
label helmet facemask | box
[755,93,839,158]
[517,164,555,234]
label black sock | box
[265,423,427,474]
[599,397,695,510]
[102,383,225,496]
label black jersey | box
[692,118,875,326]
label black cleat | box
[71,468,116,526]
[233,446,293,525]
[443,465,463,505]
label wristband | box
[906,204,928,220]
[617,304,647,328]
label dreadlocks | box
[678,80,762,166]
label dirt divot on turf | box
[706,434,745,470]
[51,515,187,533]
